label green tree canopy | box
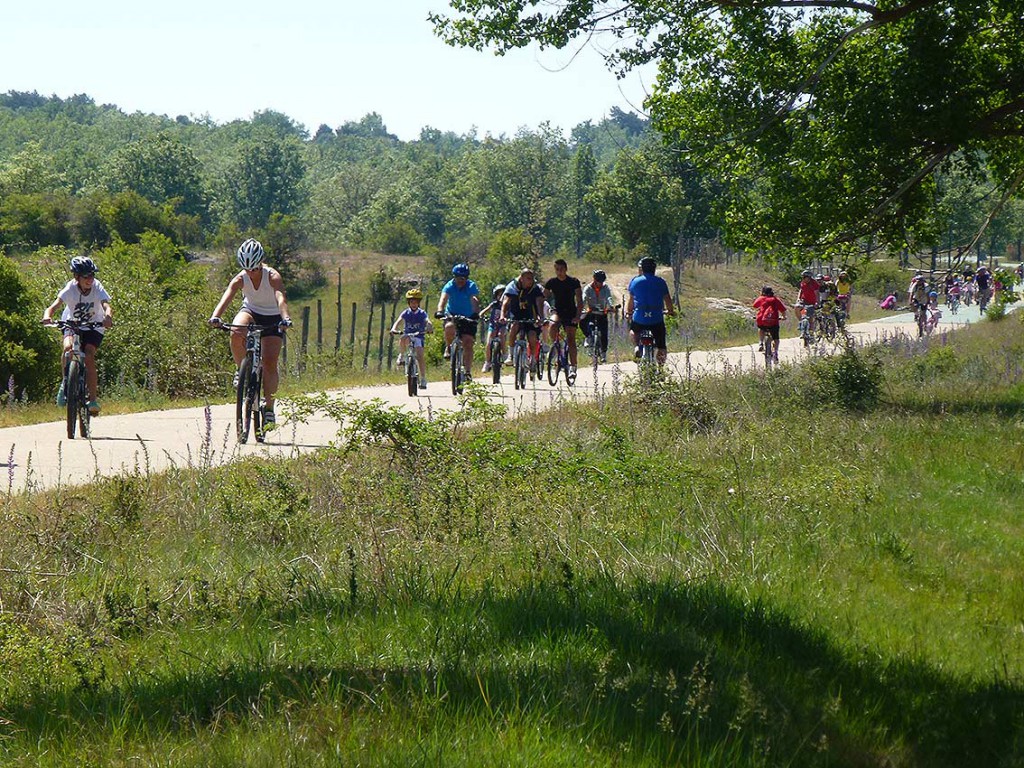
[433,0,1024,255]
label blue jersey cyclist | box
[627,257,675,365]
[436,263,481,381]
[500,267,546,365]
[391,288,434,390]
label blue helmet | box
[70,255,98,276]
[452,263,470,278]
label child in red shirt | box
[753,286,787,362]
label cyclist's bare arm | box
[664,293,676,317]
[499,295,511,324]
[41,297,63,323]
[210,273,244,321]
[625,294,635,318]
[100,300,113,328]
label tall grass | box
[0,316,1022,765]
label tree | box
[104,134,207,222]
[566,143,602,257]
[0,254,59,400]
[588,143,689,259]
[221,135,307,231]
[433,1,1024,255]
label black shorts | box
[453,317,477,338]
[630,321,667,350]
[67,329,104,349]
[551,311,579,328]
[245,311,285,338]
[757,324,780,342]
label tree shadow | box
[1,578,1020,766]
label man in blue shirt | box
[627,257,675,365]
[436,262,481,380]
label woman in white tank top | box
[209,239,292,423]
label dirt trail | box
[0,310,978,493]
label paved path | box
[0,306,985,493]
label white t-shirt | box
[58,279,111,334]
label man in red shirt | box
[753,286,787,364]
[796,269,821,333]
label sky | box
[1,0,656,140]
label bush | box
[0,255,60,400]
[804,346,883,411]
[856,260,907,299]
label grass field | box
[1,310,1022,764]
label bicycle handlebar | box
[434,312,479,322]
[213,320,290,331]
[48,319,107,331]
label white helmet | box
[237,238,265,270]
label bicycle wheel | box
[407,356,418,397]
[547,342,560,386]
[251,370,265,443]
[513,343,526,390]
[763,340,773,369]
[78,373,91,439]
[491,339,502,384]
[590,328,603,368]
[236,356,252,443]
[451,343,464,395]
[66,360,79,439]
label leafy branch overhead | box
[432,0,1024,252]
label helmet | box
[815,273,824,281]
[405,288,423,301]
[593,269,607,282]
[801,269,813,278]
[492,284,505,299]
[638,257,657,274]
[762,285,774,296]
[237,238,265,270]
[452,263,470,278]
[70,255,98,276]
[929,291,938,297]
[839,271,848,278]
[914,270,923,277]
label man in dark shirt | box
[543,259,584,374]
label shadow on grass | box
[2,578,1021,766]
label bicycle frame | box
[52,320,103,439]
[218,321,280,443]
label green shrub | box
[0,255,60,400]
[805,346,883,411]
[856,259,906,298]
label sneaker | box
[600,355,608,364]
[757,341,764,352]
[419,379,427,390]
[263,408,276,426]
[772,353,779,364]
[569,365,577,376]
[504,353,513,365]
[87,400,100,415]
[464,370,472,382]
[482,362,491,373]
[397,354,405,367]
[232,369,240,388]
[443,348,451,360]
[56,380,66,406]
[634,346,641,360]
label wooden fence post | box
[362,301,374,369]
[386,300,400,369]
[300,306,311,372]
[335,268,342,351]
[316,299,323,353]
[376,300,389,372]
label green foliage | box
[219,134,308,231]
[103,133,207,222]
[0,255,59,399]
[855,260,908,299]
[805,345,884,411]
[369,219,425,255]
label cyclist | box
[500,267,546,368]
[753,286,787,363]
[481,284,507,374]
[41,255,113,415]
[543,258,584,377]
[582,269,614,363]
[908,272,930,327]
[436,263,481,382]
[626,257,675,365]
[975,266,993,309]
[391,288,433,389]
[795,269,820,331]
[209,238,292,426]
[835,270,853,320]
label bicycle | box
[636,328,657,367]
[436,312,476,395]
[948,293,961,315]
[978,287,992,313]
[796,304,813,347]
[216,320,285,444]
[816,306,838,343]
[391,330,425,396]
[546,322,577,387]
[581,307,613,369]
[487,324,506,384]
[49,320,104,440]
[912,302,928,338]
[510,322,541,391]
